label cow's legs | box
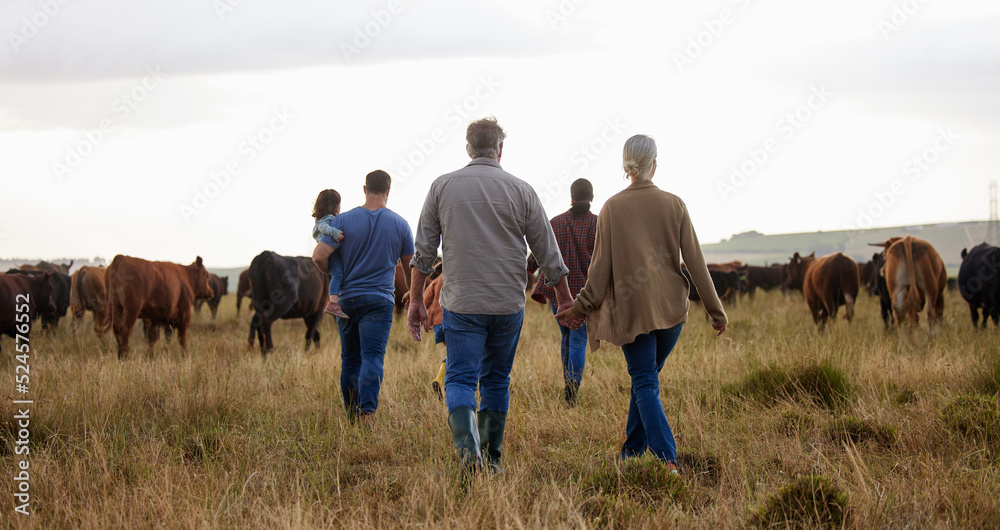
[969,303,981,329]
[261,319,274,355]
[303,313,322,350]
[113,308,138,360]
[843,293,855,323]
[177,323,189,354]
[144,320,160,355]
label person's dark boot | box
[477,409,507,472]
[448,406,482,473]
[564,380,580,407]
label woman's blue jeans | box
[550,301,587,385]
[336,294,394,418]
[620,323,684,463]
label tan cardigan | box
[571,181,728,349]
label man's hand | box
[407,300,431,341]
[712,319,727,336]
[555,305,585,330]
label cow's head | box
[190,256,214,299]
[784,251,815,292]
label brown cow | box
[70,265,110,338]
[235,268,252,316]
[878,236,947,337]
[0,272,56,352]
[107,255,212,359]
[785,252,859,328]
[858,260,876,296]
[22,260,73,274]
[392,261,408,315]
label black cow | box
[194,273,229,319]
[0,272,56,352]
[6,269,71,332]
[745,265,785,298]
[682,266,742,303]
[958,243,1000,329]
[870,252,893,329]
[248,251,328,355]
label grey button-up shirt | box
[411,158,569,315]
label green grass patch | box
[582,456,688,505]
[943,394,1000,453]
[724,360,850,409]
[750,475,849,529]
[825,415,896,448]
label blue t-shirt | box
[320,206,414,304]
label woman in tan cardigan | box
[557,134,727,472]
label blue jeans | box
[620,323,684,463]
[550,301,587,385]
[336,294,394,417]
[442,309,524,413]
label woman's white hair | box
[622,134,657,181]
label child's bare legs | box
[324,295,349,318]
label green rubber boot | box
[477,409,507,473]
[448,406,482,472]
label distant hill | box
[702,221,996,276]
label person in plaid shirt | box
[527,178,598,407]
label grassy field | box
[1,288,998,528]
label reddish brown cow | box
[393,261,408,315]
[107,255,213,359]
[785,252,860,328]
[235,268,252,316]
[70,265,109,338]
[0,272,56,352]
[878,236,947,337]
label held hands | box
[555,302,585,330]
[406,299,431,341]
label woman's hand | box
[712,319,726,336]
[555,304,585,330]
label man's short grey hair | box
[466,117,507,159]
[622,134,657,181]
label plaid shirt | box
[527,208,597,303]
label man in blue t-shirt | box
[312,169,414,427]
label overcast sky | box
[2,0,998,267]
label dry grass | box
[1,288,999,528]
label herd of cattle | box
[1,236,998,357]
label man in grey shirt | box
[408,117,572,472]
